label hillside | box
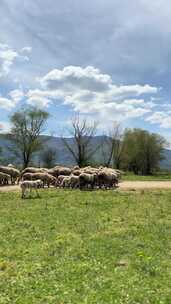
[0,134,104,166]
[0,134,171,169]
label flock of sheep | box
[0,165,20,185]
[0,164,121,198]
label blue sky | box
[0,0,171,142]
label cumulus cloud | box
[21,46,32,54]
[8,89,24,103]
[1,1,171,134]
[31,66,158,119]
[40,66,158,95]
[0,43,30,78]
[146,112,171,128]
[0,89,24,111]
[39,66,112,92]
[27,96,51,108]
[0,97,16,110]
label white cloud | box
[40,66,158,95]
[0,43,31,78]
[27,96,51,108]
[0,97,15,110]
[21,46,32,54]
[39,66,112,92]
[0,47,18,77]
[34,65,159,118]
[26,89,63,108]
[9,89,24,103]
[146,111,171,128]
[0,89,24,111]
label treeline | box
[0,108,167,175]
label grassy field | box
[0,189,170,304]
[123,171,171,181]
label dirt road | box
[1,181,171,192]
[0,185,20,192]
[119,181,171,190]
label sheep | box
[0,172,10,186]
[7,164,15,168]
[73,165,80,170]
[69,175,80,189]
[79,173,97,190]
[60,175,80,189]
[22,173,33,181]
[23,172,57,188]
[20,167,47,177]
[98,169,118,189]
[82,166,99,175]
[19,165,121,191]
[47,166,71,178]
[0,166,20,184]
[57,175,67,187]
[20,180,43,199]
[72,169,82,176]
[56,166,72,177]
[61,176,71,188]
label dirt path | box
[1,181,171,192]
[0,185,20,192]
[119,181,171,190]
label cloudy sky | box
[0,0,171,140]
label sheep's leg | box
[29,188,31,197]
[21,188,25,199]
[36,188,40,198]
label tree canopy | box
[121,128,167,175]
[10,108,49,168]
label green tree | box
[122,129,167,175]
[10,108,49,169]
[40,147,57,168]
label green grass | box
[0,189,171,303]
[123,171,171,181]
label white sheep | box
[57,175,67,187]
[0,172,10,185]
[79,173,97,190]
[61,176,71,188]
[69,175,80,189]
[98,168,119,189]
[20,180,43,199]
[0,166,20,184]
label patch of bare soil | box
[119,181,171,191]
[0,185,20,192]
[1,181,171,193]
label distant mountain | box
[0,134,171,169]
[0,134,105,166]
[160,149,171,170]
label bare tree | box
[101,122,123,168]
[62,115,98,167]
[10,108,49,169]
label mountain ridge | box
[0,134,171,169]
